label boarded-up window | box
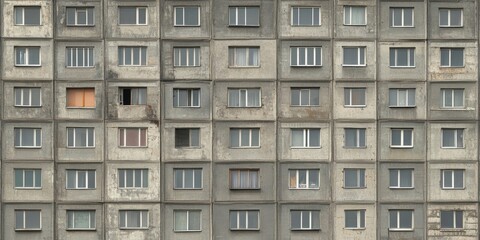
[67,88,95,108]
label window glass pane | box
[78,171,86,188]
[359,169,365,187]
[248,211,258,229]
[309,170,319,188]
[16,211,24,229]
[442,130,455,147]
[127,211,140,228]
[454,170,463,188]
[185,7,199,25]
[440,49,449,66]
[25,211,40,229]
[343,48,358,65]
[15,170,23,187]
[246,7,259,25]
[31,88,41,106]
[309,129,320,147]
[174,170,183,188]
[175,8,183,25]
[404,130,413,146]
[126,170,133,187]
[443,170,452,187]
[400,169,412,187]
[451,49,464,67]
[351,7,365,25]
[88,171,95,188]
[134,169,142,187]
[299,8,312,25]
[454,89,463,107]
[455,211,463,228]
[190,129,200,147]
[408,89,415,106]
[441,211,454,228]
[313,8,320,25]
[189,211,201,230]
[439,10,448,26]
[238,211,246,229]
[389,211,397,228]
[87,8,94,25]
[230,129,239,147]
[359,129,366,147]
[345,211,357,228]
[229,211,237,229]
[15,8,23,25]
[237,8,246,25]
[291,211,301,229]
[390,170,398,187]
[175,211,187,231]
[29,48,40,65]
[450,9,462,26]
[391,130,401,146]
[24,7,40,25]
[345,169,357,187]
[184,169,194,188]
[194,169,202,188]
[119,7,136,24]
[399,211,412,229]
[228,8,236,25]
[251,129,260,146]
[404,9,413,26]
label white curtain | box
[352,7,365,25]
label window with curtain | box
[230,169,259,189]
[291,128,320,148]
[119,210,148,229]
[228,88,261,107]
[289,169,319,189]
[119,87,147,105]
[344,6,366,25]
[174,47,200,67]
[66,169,96,189]
[291,87,320,106]
[66,88,95,108]
[118,46,147,66]
[67,127,95,148]
[228,47,260,67]
[389,88,415,107]
[173,88,201,107]
[119,128,147,147]
[174,210,201,232]
[229,128,260,148]
[67,210,96,230]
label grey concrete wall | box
[3,203,54,240]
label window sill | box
[389,66,416,68]
[389,106,416,108]
[174,230,202,232]
[230,188,261,191]
[438,108,466,110]
[343,146,367,149]
[290,65,322,68]
[173,106,201,108]
[173,188,203,190]
[118,24,148,26]
[230,229,260,231]
[288,187,320,190]
[14,187,42,190]
[390,26,415,28]
[65,66,95,69]
[66,188,96,190]
[390,146,414,149]
[66,25,96,27]
[15,229,42,232]
[118,146,148,148]
[441,188,466,190]
[228,66,261,69]
[173,65,201,68]
[291,25,322,27]
[342,64,367,67]
[343,186,367,189]
[440,229,465,232]
[14,105,43,108]
[343,24,367,27]
[66,146,96,149]
[344,105,367,108]
[14,24,43,27]
[15,65,42,67]
[291,147,322,149]
[66,228,96,231]
[230,147,261,149]
[119,227,149,230]
[118,65,148,67]
[228,25,260,28]
[175,147,201,149]
[15,146,42,149]
[66,107,96,109]
[291,228,321,231]
[290,105,320,107]
[227,106,262,108]
[173,25,201,27]
[439,26,463,28]
[344,227,366,230]
[439,66,465,68]
[389,187,414,190]
[440,147,465,149]
[388,229,414,232]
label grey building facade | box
[0,0,479,239]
